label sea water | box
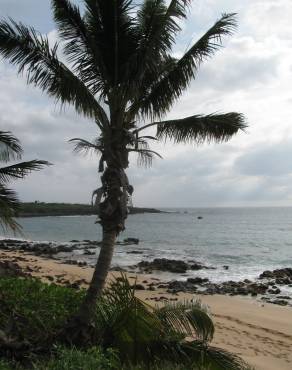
[2,207,292,283]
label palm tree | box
[0,131,50,231]
[0,0,246,325]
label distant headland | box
[17,202,165,217]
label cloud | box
[1,0,292,207]
[235,140,292,177]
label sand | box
[1,249,292,370]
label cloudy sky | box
[1,0,292,208]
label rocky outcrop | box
[136,258,214,273]
[259,268,292,285]
[0,238,142,257]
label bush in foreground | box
[0,276,250,369]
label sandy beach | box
[1,249,292,370]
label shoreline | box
[1,237,292,308]
[1,249,292,370]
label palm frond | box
[0,131,23,162]
[128,148,162,167]
[156,301,214,342]
[83,0,138,88]
[138,13,237,119]
[69,137,103,156]
[0,184,21,232]
[136,0,191,58]
[138,112,246,144]
[0,19,109,127]
[51,0,106,96]
[182,342,250,370]
[51,0,87,63]
[0,160,51,183]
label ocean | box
[2,207,292,284]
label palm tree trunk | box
[75,161,129,326]
[77,228,116,322]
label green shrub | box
[0,277,84,344]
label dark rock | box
[268,288,281,295]
[223,265,229,270]
[69,282,80,289]
[259,268,292,281]
[0,261,25,277]
[270,299,288,306]
[45,275,54,281]
[126,251,143,254]
[190,263,204,270]
[133,284,145,290]
[123,238,139,245]
[187,277,209,285]
[83,249,95,255]
[276,296,290,300]
[138,259,188,273]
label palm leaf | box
[182,342,250,370]
[69,137,103,156]
[83,0,138,88]
[0,131,23,162]
[136,0,191,59]
[0,19,109,127]
[135,112,246,144]
[51,0,106,96]
[138,13,237,119]
[0,160,51,183]
[156,301,214,342]
[128,148,162,167]
[0,184,21,232]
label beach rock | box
[63,260,87,267]
[259,268,292,281]
[138,258,189,273]
[223,265,229,270]
[270,299,288,306]
[189,263,205,270]
[0,261,25,277]
[268,288,281,295]
[83,249,95,255]
[137,258,213,273]
[123,238,139,245]
[132,284,145,290]
[166,280,199,293]
[276,296,290,300]
[187,277,209,285]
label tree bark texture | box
[77,229,116,320]
[78,159,132,322]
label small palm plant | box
[0,131,50,231]
[81,275,249,370]
[0,0,247,327]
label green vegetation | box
[17,202,163,217]
[0,276,249,370]
[0,132,50,231]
